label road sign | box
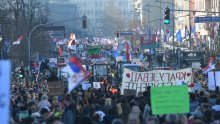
[194,16,220,23]
[119,31,135,36]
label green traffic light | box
[164,20,170,24]
[19,75,23,78]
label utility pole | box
[189,0,192,51]
[172,0,175,69]
[159,0,162,67]
[219,0,220,49]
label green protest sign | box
[151,85,189,115]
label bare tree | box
[1,0,51,66]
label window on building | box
[91,10,94,15]
[87,10,90,14]
[119,1,122,6]
[99,2,102,6]
[95,2,98,6]
[95,10,99,15]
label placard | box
[124,89,136,96]
[208,72,216,91]
[208,71,220,91]
[214,72,220,88]
[151,85,189,115]
[93,82,101,89]
[82,83,92,90]
[121,68,192,94]
[0,61,11,124]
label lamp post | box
[172,0,175,68]
[183,0,195,51]
[145,4,163,67]
[219,0,220,49]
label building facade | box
[69,0,134,37]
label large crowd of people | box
[10,73,220,124]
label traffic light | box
[19,66,25,78]
[82,15,87,29]
[116,31,119,38]
[164,7,170,24]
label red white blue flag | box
[13,35,24,45]
[62,57,90,93]
[203,57,215,73]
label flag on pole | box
[163,28,170,42]
[138,53,143,61]
[88,46,102,59]
[62,57,90,93]
[191,26,197,47]
[13,35,24,45]
[202,57,216,73]
[185,25,188,38]
[126,42,130,61]
[59,46,62,56]
[176,29,182,42]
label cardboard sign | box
[121,68,192,94]
[82,83,92,90]
[151,86,190,115]
[93,82,101,89]
[0,61,11,124]
[124,89,136,96]
[47,81,65,96]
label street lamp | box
[145,4,163,67]
[183,0,195,51]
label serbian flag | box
[62,57,90,93]
[13,35,24,45]
[203,57,216,73]
[59,46,62,56]
[125,42,130,61]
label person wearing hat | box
[38,95,51,112]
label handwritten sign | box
[121,68,192,94]
[0,61,11,124]
[151,85,189,115]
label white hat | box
[95,111,105,122]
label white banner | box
[208,71,220,91]
[0,61,11,124]
[215,72,220,87]
[93,82,101,89]
[121,68,193,94]
[82,83,92,90]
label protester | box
[63,95,77,124]
[9,66,220,124]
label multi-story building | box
[133,0,174,33]
[193,0,219,50]
[44,0,78,35]
[69,0,134,37]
